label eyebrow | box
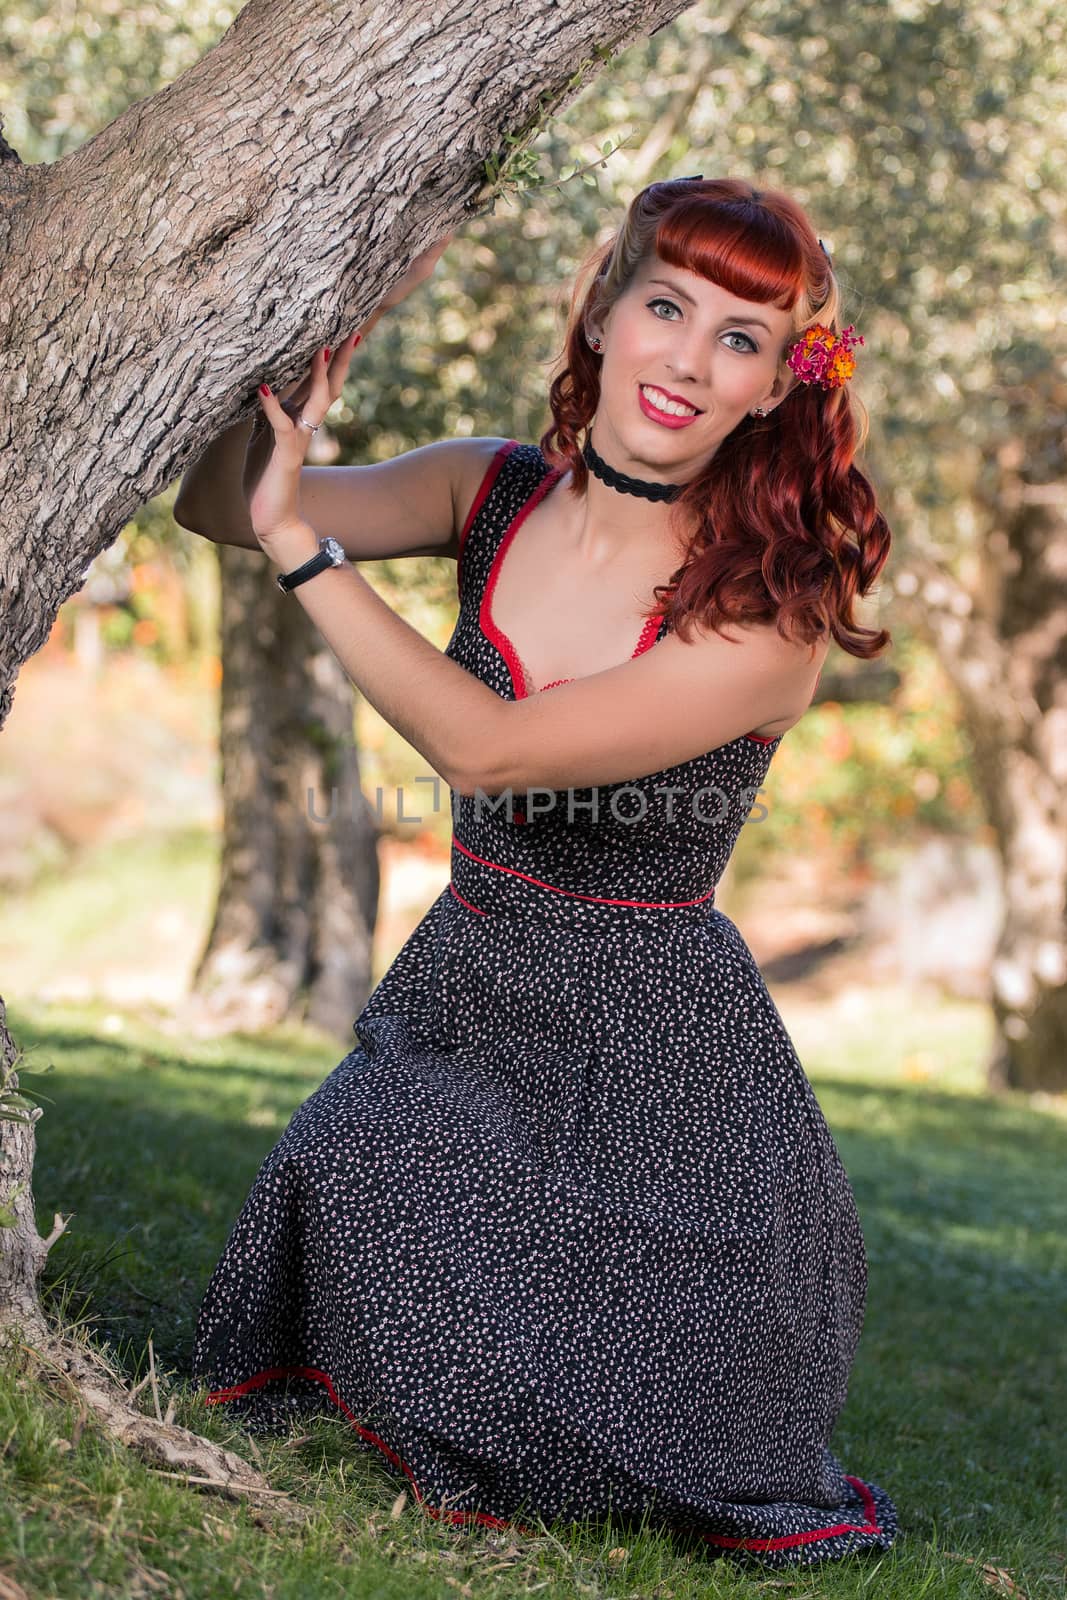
[647,277,773,334]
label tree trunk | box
[972,475,1067,1094]
[0,0,691,729]
[187,544,381,1037]
[889,428,1067,1094]
[0,1006,61,1345]
[983,733,1067,1094]
[0,0,692,1472]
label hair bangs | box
[654,197,804,313]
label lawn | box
[1,994,1064,1599]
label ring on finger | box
[297,415,320,433]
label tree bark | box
[0,0,691,730]
[1,973,309,1517]
[0,1006,61,1345]
[187,543,381,1036]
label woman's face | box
[591,252,797,472]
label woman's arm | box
[174,428,502,562]
[173,414,259,546]
[245,339,821,800]
[258,523,823,798]
[215,319,507,793]
[254,522,505,792]
[173,315,385,546]
[467,621,825,796]
[174,233,454,551]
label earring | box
[752,406,766,418]
[589,336,604,353]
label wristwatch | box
[276,535,348,594]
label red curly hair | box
[539,177,892,659]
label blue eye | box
[646,298,759,353]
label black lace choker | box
[582,436,684,503]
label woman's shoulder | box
[453,438,552,544]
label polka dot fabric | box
[191,441,899,1567]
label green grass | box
[0,824,220,1010]
[2,995,1065,1599]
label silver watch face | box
[324,537,346,565]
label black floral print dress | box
[191,440,899,1568]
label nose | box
[663,330,709,394]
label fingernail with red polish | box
[259,383,270,395]
[323,347,331,361]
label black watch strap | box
[276,536,347,594]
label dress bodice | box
[443,441,785,932]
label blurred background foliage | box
[2,0,1059,939]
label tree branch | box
[0,0,693,733]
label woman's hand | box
[243,230,454,549]
[244,334,363,550]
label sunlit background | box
[1,4,1065,1589]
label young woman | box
[184,176,898,1568]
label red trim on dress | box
[206,1364,522,1533]
[479,465,567,698]
[478,466,781,743]
[451,834,716,910]
[530,614,666,693]
[480,473,664,699]
[204,1365,883,1549]
[456,439,520,604]
[448,882,488,915]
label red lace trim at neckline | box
[517,610,664,696]
[476,449,791,741]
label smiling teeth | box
[640,385,699,417]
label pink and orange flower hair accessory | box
[786,323,865,390]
